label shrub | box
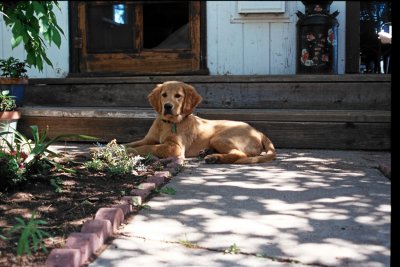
[0,151,26,191]
[0,125,98,191]
[86,139,145,176]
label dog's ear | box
[182,83,202,115]
[148,84,163,114]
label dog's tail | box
[234,134,276,164]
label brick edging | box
[45,157,184,267]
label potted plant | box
[0,90,21,149]
[0,57,28,107]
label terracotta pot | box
[0,78,28,85]
[0,110,22,120]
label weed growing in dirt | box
[179,235,199,249]
[224,243,241,254]
[50,177,63,193]
[7,211,50,256]
[155,186,176,195]
[132,197,151,210]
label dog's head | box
[148,81,202,123]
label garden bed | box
[0,141,182,266]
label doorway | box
[70,1,206,75]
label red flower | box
[10,150,28,160]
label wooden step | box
[25,75,391,110]
[20,75,391,150]
[18,107,391,150]
[20,107,390,122]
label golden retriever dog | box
[125,81,276,164]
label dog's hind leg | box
[204,149,248,164]
[205,137,248,164]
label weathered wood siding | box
[19,75,391,150]
[0,1,69,78]
[206,1,346,75]
[1,1,346,77]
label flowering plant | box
[0,90,17,111]
[0,125,98,191]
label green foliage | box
[155,186,176,195]
[8,125,97,165]
[7,211,50,256]
[224,243,241,254]
[84,158,106,172]
[178,235,199,249]
[0,151,26,191]
[0,125,98,191]
[132,197,151,210]
[0,90,17,111]
[0,1,64,72]
[0,57,28,78]
[85,139,145,176]
[50,177,63,193]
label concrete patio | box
[84,148,390,267]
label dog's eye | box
[175,94,182,98]
[162,93,167,97]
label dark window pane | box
[143,2,190,49]
[87,4,135,53]
[359,1,391,73]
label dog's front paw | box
[198,148,217,159]
[204,154,221,164]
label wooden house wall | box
[206,1,346,75]
[0,1,346,78]
[0,1,69,78]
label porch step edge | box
[19,106,391,123]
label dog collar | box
[162,119,177,133]
[161,115,190,134]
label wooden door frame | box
[68,1,208,76]
[345,1,360,73]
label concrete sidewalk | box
[84,148,391,267]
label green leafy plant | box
[0,1,64,72]
[224,243,241,254]
[155,186,176,195]
[5,125,97,167]
[178,235,199,249]
[0,57,28,78]
[7,211,50,256]
[50,177,63,193]
[0,151,26,191]
[0,232,8,240]
[0,90,17,111]
[84,158,106,172]
[0,125,98,190]
[132,197,151,210]
[86,139,145,176]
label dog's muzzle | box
[164,103,174,115]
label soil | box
[0,143,170,267]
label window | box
[71,1,204,75]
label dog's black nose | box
[164,103,173,114]
[164,103,173,110]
